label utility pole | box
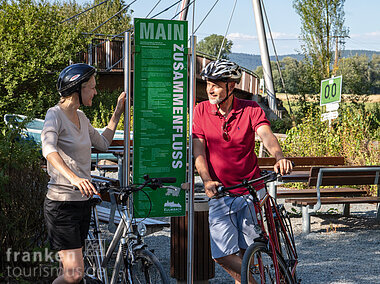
[331,35,349,76]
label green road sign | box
[133,18,188,217]
[320,76,342,106]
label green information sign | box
[133,18,188,217]
[320,76,342,106]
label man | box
[193,59,292,283]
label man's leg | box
[215,254,243,284]
[214,249,256,284]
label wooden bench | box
[284,166,380,233]
[257,156,345,198]
[258,156,345,172]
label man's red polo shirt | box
[193,97,270,195]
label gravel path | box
[98,202,380,283]
[93,171,380,283]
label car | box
[4,114,130,163]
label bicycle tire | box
[241,242,293,284]
[274,205,298,282]
[127,249,169,284]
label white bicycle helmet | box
[201,59,242,83]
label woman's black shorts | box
[44,198,92,251]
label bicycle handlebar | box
[216,171,280,195]
[73,175,177,194]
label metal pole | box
[187,35,196,284]
[251,0,277,112]
[123,32,131,188]
[178,0,190,20]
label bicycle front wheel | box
[241,242,293,284]
[127,249,169,284]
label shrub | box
[81,88,125,130]
[281,104,380,165]
[0,118,49,281]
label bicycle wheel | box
[273,205,298,282]
[241,242,293,284]
[127,249,169,284]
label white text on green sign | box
[320,76,342,106]
[133,18,188,217]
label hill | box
[229,50,380,72]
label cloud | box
[228,33,257,40]
[351,31,380,38]
[227,32,298,41]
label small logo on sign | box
[69,74,81,81]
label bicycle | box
[217,171,299,284]
[83,175,180,284]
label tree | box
[59,0,133,36]
[293,0,349,93]
[337,55,370,95]
[0,0,88,122]
[369,54,380,94]
[197,34,233,59]
[0,0,134,125]
[255,57,315,95]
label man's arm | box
[193,138,221,198]
[256,124,292,175]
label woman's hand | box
[115,92,126,116]
[71,177,98,198]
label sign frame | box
[132,18,188,218]
[320,76,342,106]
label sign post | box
[133,18,188,217]
[320,76,342,124]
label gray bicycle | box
[84,175,180,284]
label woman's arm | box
[102,92,126,144]
[46,152,98,197]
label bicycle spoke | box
[242,242,292,284]
[128,250,168,284]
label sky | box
[78,0,380,55]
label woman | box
[42,63,125,283]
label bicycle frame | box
[246,182,298,282]
[85,176,177,284]
[101,199,137,284]
[87,204,109,283]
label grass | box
[276,93,380,115]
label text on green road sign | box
[320,76,342,106]
[139,22,184,41]
[172,44,185,169]
[133,18,188,218]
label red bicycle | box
[217,171,299,284]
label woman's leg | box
[53,248,84,284]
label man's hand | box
[274,158,293,175]
[204,180,222,198]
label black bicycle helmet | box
[201,59,242,83]
[57,63,96,99]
